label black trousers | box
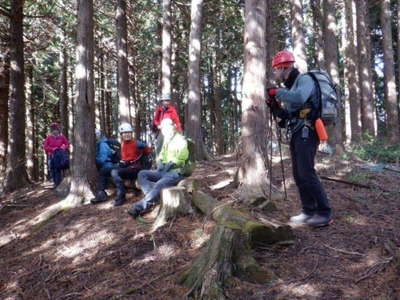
[290,128,331,217]
[111,167,141,199]
[96,166,114,192]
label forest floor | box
[0,151,399,300]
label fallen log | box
[192,191,294,248]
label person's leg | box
[111,168,127,206]
[53,167,62,187]
[290,131,316,218]
[294,129,331,225]
[92,166,113,203]
[138,169,163,195]
[132,171,182,213]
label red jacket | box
[121,140,151,163]
[43,134,69,155]
[151,104,182,132]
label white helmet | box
[119,122,133,133]
[159,94,171,103]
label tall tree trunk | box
[322,0,344,154]
[4,0,29,192]
[356,0,375,136]
[380,0,399,143]
[0,56,9,171]
[161,0,172,98]
[238,0,268,187]
[116,0,130,124]
[60,47,69,138]
[185,0,205,160]
[65,0,96,204]
[291,0,307,72]
[344,0,361,142]
[99,48,106,134]
[310,0,324,68]
[26,65,34,180]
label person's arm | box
[152,106,162,129]
[60,136,69,150]
[167,137,189,169]
[96,141,111,166]
[170,106,182,132]
[276,75,315,106]
[43,137,52,154]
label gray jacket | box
[276,73,318,133]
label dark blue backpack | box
[52,149,70,170]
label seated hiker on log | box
[110,122,151,206]
[91,129,121,204]
[128,118,189,218]
[266,50,332,227]
[151,94,182,155]
[43,122,69,188]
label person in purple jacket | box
[43,122,69,187]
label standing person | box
[91,129,120,204]
[151,94,182,154]
[111,123,151,206]
[266,50,332,227]
[128,118,189,218]
[43,122,69,187]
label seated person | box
[128,118,189,218]
[91,129,120,204]
[43,122,69,187]
[111,122,151,206]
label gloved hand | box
[267,87,277,97]
[119,160,129,168]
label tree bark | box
[116,0,131,124]
[238,0,269,189]
[4,0,29,192]
[356,0,375,136]
[291,0,307,72]
[25,65,35,180]
[322,0,344,154]
[0,56,9,171]
[185,0,205,160]
[310,0,324,68]
[344,0,361,142]
[161,0,172,98]
[60,46,69,138]
[380,0,399,143]
[65,0,96,204]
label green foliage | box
[346,171,369,184]
[352,137,400,163]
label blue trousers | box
[133,169,183,211]
[290,128,331,217]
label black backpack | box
[52,149,69,170]
[105,139,121,163]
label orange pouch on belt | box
[315,118,328,141]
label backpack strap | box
[306,71,322,120]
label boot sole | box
[308,219,333,228]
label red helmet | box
[272,50,295,68]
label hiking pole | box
[273,115,288,201]
[268,111,273,203]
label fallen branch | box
[320,176,380,190]
[322,243,365,257]
[355,257,393,283]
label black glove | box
[119,160,129,168]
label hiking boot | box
[289,212,313,224]
[91,191,108,204]
[306,215,332,227]
[127,207,140,219]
